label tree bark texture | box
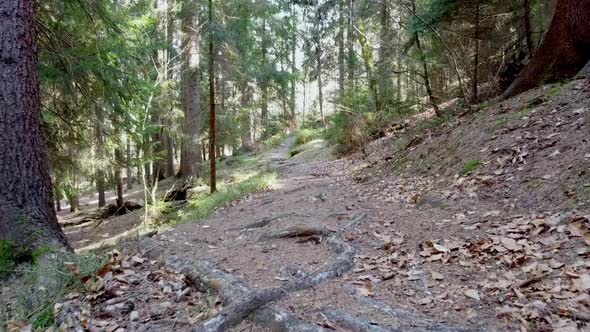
[504,0,590,98]
[178,2,203,178]
[0,0,70,250]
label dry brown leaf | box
[357,281,374,297]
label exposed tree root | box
[140,233,356,332]
[319,310,393,332]
[343,285,464,332]
[250,307,329,332]
[140,231,459,332]
[344,211,369,230]
[232,213,302,232]
[261,224,334,240]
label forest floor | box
[4,78,590,331]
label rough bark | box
[524,0,533,54]
[115,146,124,209]
[94,108,106,207]
[208,0,217,193]
[178,2,203,178]
[0,0,70,250]
[471,0,480,103]
[314,4,325,126]
[378,0,394,105]
[503,0,590,98]
[240,84,253,152]
[347,0,356,84]
[338,0,346,95]
[126,140,133,190]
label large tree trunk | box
[503,0,590,98]
[0,0,70,250]
[178,1,203,178]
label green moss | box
[515,107,533,119]
[31,246,52,264]
[460,159,481,176]
[547,84,562,98]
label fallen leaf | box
[573,275,590,292]
[357,281,374,297]
[464,289,481,301]
[500,237,521,251]
[431,271,444,281]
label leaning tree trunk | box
[0,0,70,250]
[503,0,590,98]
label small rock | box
[163,285,172,294]
[129,311,139,321]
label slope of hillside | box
[362,78,590,213]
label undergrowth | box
[0,252,107,329]
[326,86,416,154]
[460,159,481,176]
[175,171,276,223]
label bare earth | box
[52,79,590,331]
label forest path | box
[136,137,500,332]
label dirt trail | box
[136,137,483,331]
[62,78,589,331]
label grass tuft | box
[460,159,481,176]
[176,172,277,223]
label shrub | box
[294,128,322,147]
[327,87,414,155]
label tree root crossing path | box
[140,138,475,332]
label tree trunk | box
[240,84,253,152]
[471,0,480,103]
[260,18,269,134]
[126,140,133,190]
[412,0,441,116]
[338,0,346,95]
[0,0,70,250]
[524,0,533,54]
[378,0,393,106]
[208,0,217,193]
[67,194,79,213]
[115,147,124,209]
[94,108,106,207]
[290,2,297,127]
[317,52,325,127]
[503,0,590,98]
[347,0,356,84]
[357,21,378,113]
[178,1,203,178]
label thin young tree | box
[209,0,217,193]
